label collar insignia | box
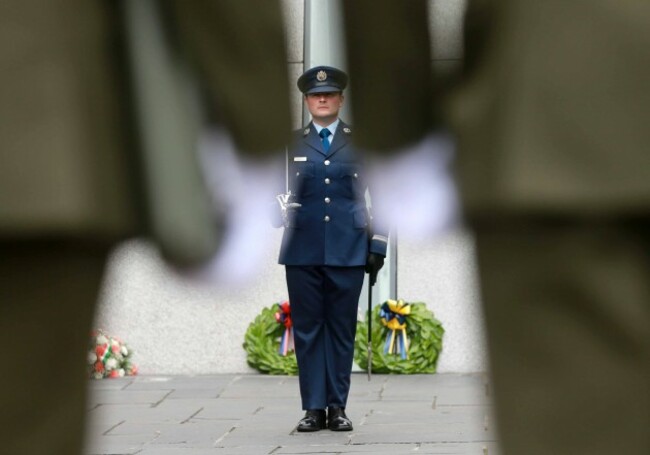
[303,128,310,136]
[316,70,327,82]
[343,127,351,134]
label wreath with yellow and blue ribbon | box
[354,300,444,374]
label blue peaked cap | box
[297,65,348,94]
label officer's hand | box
[272,192,301,228]
[365,253,385,286]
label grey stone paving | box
[85,373,501,455]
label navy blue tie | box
[319,128,331,152]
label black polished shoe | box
[296,409,327,432]
[328,407,353,431]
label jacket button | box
[324,178,330,184]
[296,172,300,176]
[324,197,331,204]
[324,215,330,222]
[324,160,330,165]
[354,173,358,178]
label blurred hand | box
[366,133,460,240]
[188,128,284,286]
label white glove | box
[275,191,302,228]
[366,133,460,240]
[187,128,284,286]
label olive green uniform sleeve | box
[167,0,292,157]
[342,0,434,152]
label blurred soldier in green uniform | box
[0,1,290,454]
[342,1,650,454]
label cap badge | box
[316,70,327,82]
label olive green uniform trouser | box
[474,217,650,455]
[0,241,110,455]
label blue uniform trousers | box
[285,265,365,410]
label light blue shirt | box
[313,118,340,146]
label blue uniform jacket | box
[279,121,388,266]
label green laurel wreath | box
[243,303,298,375]
[354,302,444,374]
[244,301,444,375]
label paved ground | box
[85,373,501,455]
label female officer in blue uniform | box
[277,66,388,432]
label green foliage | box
[244,301,444,375]
[243,303,298,375]
[354,302,444,374]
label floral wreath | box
[354,300,444,374]
[243,301,298,375]
[244,299,444,375]
[88,329,138,379]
